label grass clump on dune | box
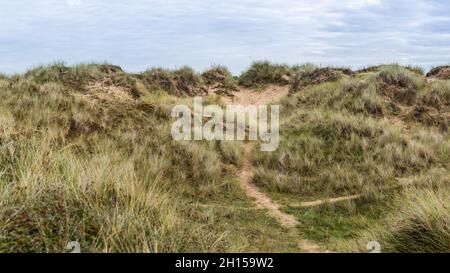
[238,61,294,88]
[357,64,424,76]
[19,62,140,98]
[375,65,425,104]
[202,66,238,94]
[426,65,450,80]
[139,66,205,96]
[289,66,352,93]
[341,186,450,253]
[201,66,234,85]
[417,80,450,108]
[285,78,386,117]
[286,66,448,131]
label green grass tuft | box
[238,61,293,88]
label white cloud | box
[66,0,81,7]
[0,0,448,73]
[344,0,382,8]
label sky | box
[1,0,450,74]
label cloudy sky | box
[1,0,449,74]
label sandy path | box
[239,143,298,228]
[224,85,326,252]
[239,143,327,253]
[291,194,362,208]
[222,85,289,106]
